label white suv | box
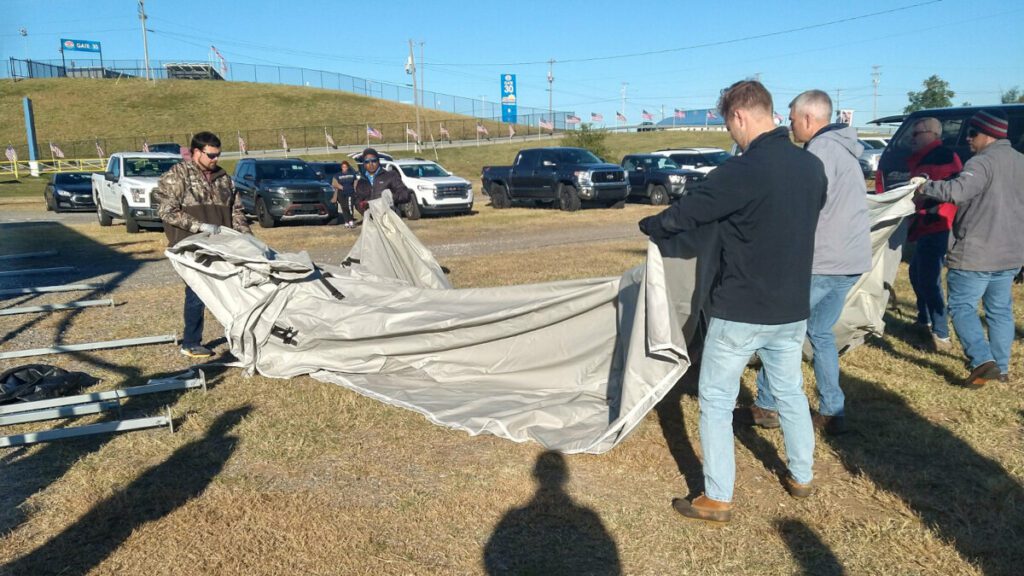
[651,147,732,175]
[381,158,474,219]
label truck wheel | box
[96,198,112,227]
[490,184,511,209]
[404,199,422,220]
[122,199,140,233]
[257,197,277,228]
[558,184,581,212]
[649,185,668,206]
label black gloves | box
[639,215,670,239]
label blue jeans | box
[756,274,859,417]
[909,231,950,338]
[946,268,1016,374]
[698,317,814,503]
[182,285,205,347]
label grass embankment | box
[0,193,1022,574]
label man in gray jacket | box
[917,109,1024,387]
[751,90,872,434]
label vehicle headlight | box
[130,188,146,203]
[417,184,436,192]
[668,174,686,184]
[574,171,593,186]
[56,189,72,197]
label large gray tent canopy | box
[167,184,915,454]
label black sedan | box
[44,172,98,212]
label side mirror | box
[315,171,324,179]
[104,172,116,182]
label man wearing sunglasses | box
[352,148,412,216]
[916,109,1024,387]
[155,131,251,359]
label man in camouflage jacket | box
[154,131,251,358]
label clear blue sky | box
[3,0,1022,127]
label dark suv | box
[232,158,336,227]
[872,104,1024,192]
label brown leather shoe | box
[671,494,733,523]
[750,405,780,429]
[783,474,814,498]
[964,361,1000,388]
[812,413,847,435]
[998,373,1009,383]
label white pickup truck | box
[92,152,181,233]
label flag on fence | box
[642,110,653,121]
[439,124,450,139]
[508,124,516,137]
[674,108,684,119]
[406,125,419,140]
[706,110,718,120]
[95,139,105,158]
[5,145,17,162]
[237,133,248,155]
[566,114,581,125]
[49,142,65,159]
[367,126,383,139]
[476,122,489,136]
[591,112,604,123]
[325,128,337,149]
[538,118,554,131]
[616,111,627,122]
[142,139,150,153]
[280,133,290,151]
[211,45,228,75]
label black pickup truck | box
[481,147,629,211]
[620,154,705,205]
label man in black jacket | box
[639,80,827,523]
[352,148,412,215]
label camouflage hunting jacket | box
[155,161,251,246]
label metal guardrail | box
[0,158,106,178]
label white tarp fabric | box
[166,183,916,454]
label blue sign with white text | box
[501,73,517,123]
[61,38,102,53]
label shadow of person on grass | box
[1,405,251,576]
[654,366,705,499]
[775,518,846,576]
[483,451,621,576]
[827,371,1024,576]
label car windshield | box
[257,163,317,180]
[705,151,731,165]
[315,163,342,176]
[123,158,181,177]
[400,163,449,178]
[54,173,92,184]
[556,149,602,164]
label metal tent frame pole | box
[0,409,173,448]
[0,334,177,360]
[0,370,206,415]
[0,283,103,296]
[0,266,75,277]
[0,250,59,261]
[0,299,115,316]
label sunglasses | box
[363,158,379,164]
[202,150,221,159]
[966,128,979,139]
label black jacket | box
[353,167,412,212]
[646,127,827,325]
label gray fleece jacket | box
[806,124,873,275]
[921,139,1024,272]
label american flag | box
[49,142,65,159]
[476,122,489,136]
[280,133,289,151]
[508,124,516,137]
[566,114,581,125]
[405,126,419,140]
[706,110,718,120]
[367,126,383,139]
[591,112,604,123]
[142,140,150,153]
[642,110,653,121]
[237,133,248,155]
[616,112,627,122]
[211,45,228,75]
[95,139,105,158]
[325,128,337,149]
[4,145,17,162]
[439,124,450,138]
[538,118,554,130]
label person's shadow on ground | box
[483,451,622,576]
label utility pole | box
[406,39,420,151]
[138,1,150,81]
[419,41,425,125]
[620,82,628,125]
[835,87,842,121]
[871,65,881,121]
[546,59,555,124]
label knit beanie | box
[970,109,1008,139]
